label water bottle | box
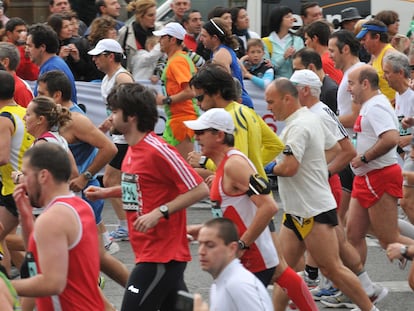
[351,133,357,149]
[26,252,38,277]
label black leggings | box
[121,261,187,311]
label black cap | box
[341,7,362,24]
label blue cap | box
[356,24,388,39]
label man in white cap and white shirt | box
[290,69,388,308]
[153,22,199,160]
[88,38,134,245]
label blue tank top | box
[68,104,98,174]
[219,44,254,109]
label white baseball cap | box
[153,22,186,40]
[184,108,235,134]
[290,69,322,89]
[88,39,123,55]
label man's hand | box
[13,183,32,219]
[402,116,414,129]
[193,293,209,311]
[98,118,112,133]
[386,242,405,261]
[187,151,202,168]
[133,208,163,232]
[84,185,104,201]
[399,135,412,148]
[69,175,88,193]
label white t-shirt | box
[337,62,364,136]
[102,66,131,144]
[277,107,337,218]
[310,101,348,142]
[352,94,398,176]
[209,259,273,311]
[395,87,414,153]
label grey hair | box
[0,42,20,71]
[383,51,410,79]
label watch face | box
[160,205,168,213]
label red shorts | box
[351,164,402,208]
[329,173,342,209]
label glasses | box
[410,65,414,71]
[194,128,218,136]
[194,94,205,102]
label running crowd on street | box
[1,0,414,310]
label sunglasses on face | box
[194,128,218,136]
[194,94,205,102]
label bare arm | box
[338,101,360,128]
[12,204,76,296]
[12,183,34,249]
[273,154,300,177]
[156,83,195,106]
[224,156,278,247]
[67,113,117,192]
[351,129,399,168]
[0,117,13,165]
[328,137,356,175]
[84,185,122,201]
[325,142,341,165]
[133,182,209,232]
[115,72,134,85]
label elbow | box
[108,143,118,158]
[199,182,210,199]
[0,156,10,166]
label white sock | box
[358,270,375,296]
[102,231,111,246]
[119,220,127,229]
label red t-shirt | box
[121,132,203,263]
[321,51,343,85]
[15,44,39,81]
[14,73,33,108]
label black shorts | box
[339,165,355,193]
[254,266,276,286]
[283,209,338,241]
[109,143,128,170]
[121,261,187,311]
[0,191,18,217]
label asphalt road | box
[101,192,414,311]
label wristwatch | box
[360,154,369,164]
[162,96,172,105]
[159,205,169,220]
[83,170,93,181]
[198,156,208,168]
[238,239,249,250]
[400,245,412,260]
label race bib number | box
[398,115,412,136]
[121,173,142,213]
[211,201,223,218]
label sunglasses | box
[410,65,414,71]
[194,128,218,136]
[194,94,205,102]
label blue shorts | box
[82,178,104,224]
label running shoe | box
[297,270,320,290]
[98,275,106,290]
[311,286,339,301]
[105,241,120,255]
[320,292,357,309]
[369,283,388,304]
[109,226,129,242]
